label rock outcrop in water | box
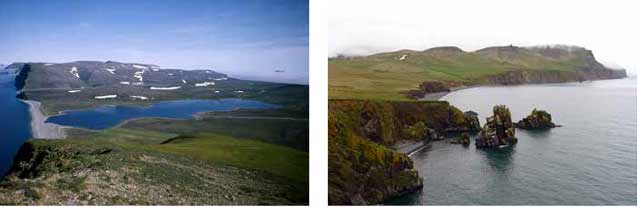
[328,99,477,205]
[463,111,481,131]
[475,105,517,148]
[450,132,470,146]
[514,109,557,129]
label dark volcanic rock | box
[515,108,557,129]
[444,110,481,132]
[475,105,518,148]
[405,81,450,99]
[463,111,481,131]
[450,132,470,145]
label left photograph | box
[0,0,309,205]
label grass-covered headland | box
[0,62,309,205]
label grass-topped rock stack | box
[476,105,517,148]
[515,109,558,129]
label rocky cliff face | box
[481,46,626,85]
[475,105,518,148]
[484,70,583,85]
[483,68,626,85]
[328,99,478,205]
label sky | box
[0,0,308,84]
[329,0,638,75]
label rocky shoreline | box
[21,100,65,139]
[419,86,470,101]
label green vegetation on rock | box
[515,108,557,129]
[476,105,517,148]
[328,99,477,205]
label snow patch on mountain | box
[105,68,116,74]
[150,86,181,90]
[134,70,145,82]
[95,95,117,99]
[69,67,79,78]
[133,64,148,69]
[130,95,148,100]
[195,82,215,87]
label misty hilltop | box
[329,45,627,100]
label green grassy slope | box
[329,45,623,100]
[120,109,309,151]
[1,126,308,205]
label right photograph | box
[327,0,637,205]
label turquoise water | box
[387,78,637,205]
[46,99,278,130]
[0,73,32,176]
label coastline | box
[20,100,65,139]
[420,86,472,101]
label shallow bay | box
[46,99,278,130]
[387,78,637,205]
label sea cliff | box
[328,99,479,205]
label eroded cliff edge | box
[328,99,478,205]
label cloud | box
[329,0,638,74]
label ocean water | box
[0,73,32,176]
[46,99,277,130]
[387,78,637,205]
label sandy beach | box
[21,100,65,139]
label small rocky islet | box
[514,108,559,129]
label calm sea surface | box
[0,73,31,176]
[387,78,637,205]
[46,99,277,130]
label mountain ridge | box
[10,61,228,91]
[329,45,626,100]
